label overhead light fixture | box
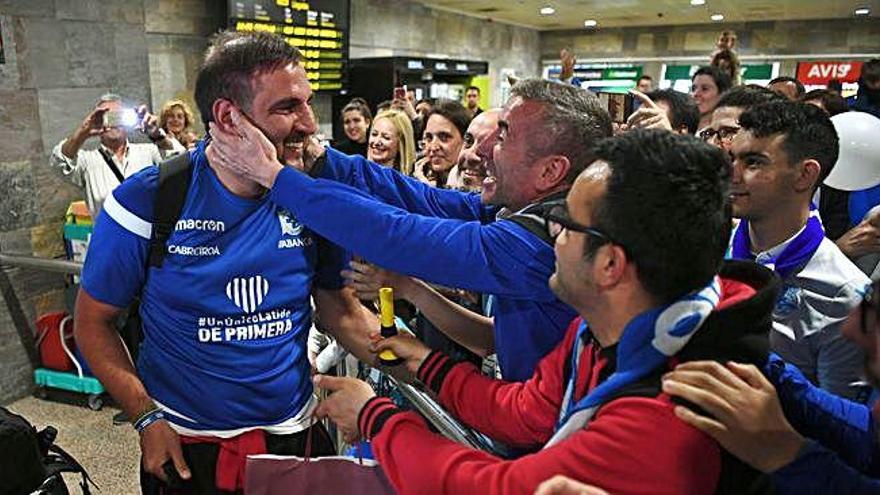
[710,13,724,21]
[854,7,870,15]
[690,0,706,5]
[584,19,598,27]
[540,6,556,15]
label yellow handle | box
[378,349,399,361]
[379,287,394,327]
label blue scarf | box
[730,207,824,280]
[546,278,722,447]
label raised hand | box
[662,360,804,473]
[837,209,880,259]
[82,107,110,137]
[626,90,674,132]
[341,260,412,301]
[207,107,283,188]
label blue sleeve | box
[314,236,348,291]
[766,353,880,474]
[318,147,496,223]
[772,441,880,494]
[80,168,156,308]
[269,167,557,300]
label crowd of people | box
[45,26,880,494]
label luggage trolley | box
[33,313,107,411]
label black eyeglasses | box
[543,204,613,244]
[699,126,740,144]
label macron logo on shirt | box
[175,218,226,233]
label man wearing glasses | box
[699,85,785,151]
[307,130,779,494]
[208,79,612,382]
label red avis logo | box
[797,61,863,84]
[808,64,853,79]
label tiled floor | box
[6,396,140,494]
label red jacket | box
[358,273,767,495]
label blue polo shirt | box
[81,141,345,433]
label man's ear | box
[540,155,572,190]
[794,158,821,193]
[592,244,628,289]
[211,99,238,133]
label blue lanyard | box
[557,320,591,430]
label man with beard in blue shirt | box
[208,79,613,382]
[75,31,378,493]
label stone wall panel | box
[32,163,83,223]
[0,0,55,18]
[0,160,36,232]
[66,22,119,88]
[37,87,110,159]
[14,17,71,89]
[0,89,42,160]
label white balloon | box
[825,112,880,191]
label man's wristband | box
[133,407,165,432]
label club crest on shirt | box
[278,208,304,236]
[773,285,801,317]
[277,207,313,249]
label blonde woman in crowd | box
[158,98,198,149]
[368,109,416,175]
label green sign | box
[664,65,694,80]
[547,65,642,81]
[741,64,773,80]
[603,68,641,79]
[664,64,773,81]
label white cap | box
[825,112,880,191]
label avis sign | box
[797,61,863,85]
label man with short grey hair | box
[50,93,184,218]
[208,78,613,381]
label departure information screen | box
[228,0,349,92]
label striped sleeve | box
[80,169,157,308]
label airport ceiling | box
[416,0,878,30]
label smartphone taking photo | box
[103,108,140,129]
[596,92,634,124]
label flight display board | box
[228,0,349,92]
